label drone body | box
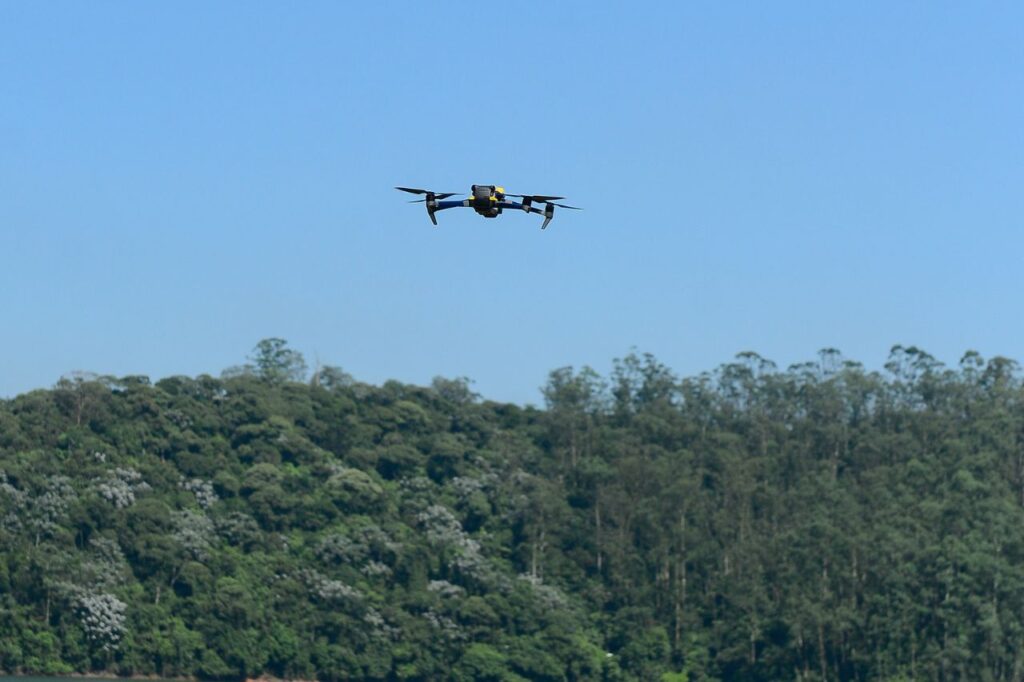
[396,185,580,229]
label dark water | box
[0,678,185,682]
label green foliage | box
[5,345,1024,679]
[456,643,513,681]
[222,338,308,384]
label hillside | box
[2,342,1024,681]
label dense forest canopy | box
[2,340,1024,681]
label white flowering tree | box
[76,592,127,655]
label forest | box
[2,339,1024,681]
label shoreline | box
[1,671,315,675]
[1,671,192,675]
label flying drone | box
[396,185,581,229]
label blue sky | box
[2,2,1022,404]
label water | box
[0,677,186,682]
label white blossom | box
[81,536,128,588]
[416,504,496,583]
[450,473,498,500]
[423,608,466,641]
[95,468,149,509]
[0,471,28,532]
[297,568,363,604]
[180,477,218,509]
[316,578,360,601]
[417,504,468,546]
[317,533,368,565]
[21,475,78,541]
[399,475,435,497]
[364,607,399,640]
[518,573,569,611]
[361,560,392,578]
[317,524,400,567]
[427,579,465,599]
[76,593,127,652]
[171,509,214,561]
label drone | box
[396,185,580,229]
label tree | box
[542,366,605,470]
[250,338,308,383]
[223,338,309,383]
[8,347,1024,680]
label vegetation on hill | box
[2,340,1023,681]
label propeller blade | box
[408,199,426,203]
[507,193,566,202]
[396,187,460,200]
[551,203,582,210]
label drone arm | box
[497,200,544,216]
[499,200,558,228]
[434,200,471,211]
[421,199,469,225]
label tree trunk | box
[818,621,827,681]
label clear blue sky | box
[2,3,1022,404]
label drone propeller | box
[506,193,565,202]
[539,200,582,229]
[397,187,460,226]
[396,187,460,200]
